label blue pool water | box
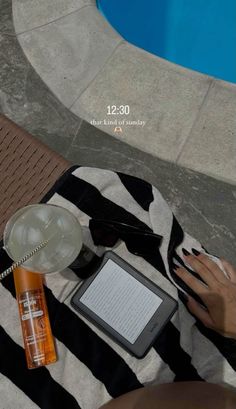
[97,0,236,83]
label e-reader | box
[71,251,178,358]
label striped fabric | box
[0,166,236,409]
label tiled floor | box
[0,0,236,265]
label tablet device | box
[71,251,178,358]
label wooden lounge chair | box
[0,114,70,239]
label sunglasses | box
[89,219,162,257]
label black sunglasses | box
[89,219,162,257]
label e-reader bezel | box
[71,251,178,358]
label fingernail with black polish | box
[201,246,209,254]
[192,248,201,256]
[182,248,190,256]
[172,262,179,269]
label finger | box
[181,253,217,288]
[220,259,236,283]
[175,267,209,296]
[187,296,214,328]
[190,252,229,284]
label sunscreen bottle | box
[13,267,57,369]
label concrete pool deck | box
[12,0,236,185]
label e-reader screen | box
[71,251,178,358]
[80,259,163,344]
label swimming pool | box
[97,0,236,84]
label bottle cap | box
[13,267,43,294]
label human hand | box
[175,249,236,339]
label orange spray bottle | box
[13,267,57,369]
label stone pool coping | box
[13,0,236,185]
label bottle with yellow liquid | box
[14,267,57,369]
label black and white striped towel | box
[0,166,236,409]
